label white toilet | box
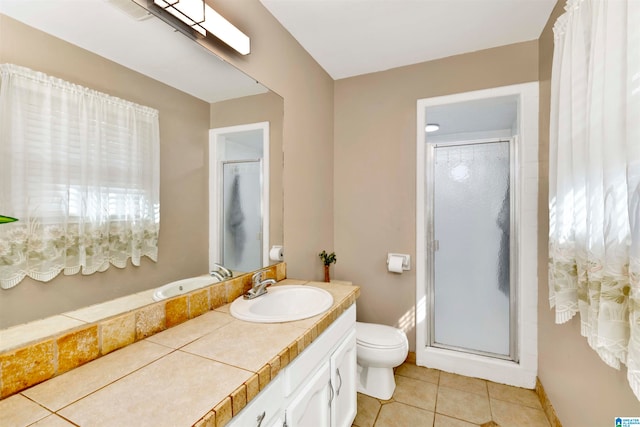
[355,322,409,400]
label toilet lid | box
[356,322,407,349]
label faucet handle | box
[251,271,263,284]
[212,263,233,278]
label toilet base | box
[356,363,396,400]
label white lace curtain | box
[0,64,160,289]
[549,0,640,398]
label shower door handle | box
[431,240,440,251]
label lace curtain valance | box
[0,64,160,289]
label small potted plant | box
[319,250,337,282]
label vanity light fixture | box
[425,123,440,133]
[153,0,250,55]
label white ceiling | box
[0,0,268,103]
[260,0,557,80]
[0,0,557,99]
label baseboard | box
[536,377,562,427]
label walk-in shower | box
[209,122,270,273]
[416,83,539,388]
[430,138,515,360]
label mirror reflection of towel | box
[228,174,245,261]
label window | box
[0,64,160,289]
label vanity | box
[227,304,356,427]
[0,272,359,427]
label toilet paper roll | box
[388,255,404,273]
[269,246,284,261]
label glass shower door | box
[222,160,262,272]
[429,140,514,359]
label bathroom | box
[1,0,639,426]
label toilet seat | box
[356,322,407,349]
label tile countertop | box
[0,280,360,427]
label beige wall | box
[210,92,285,255]
[203,0,335,281]
[537,1,640,423]
[333,41,539,349]
[0,14,211,328]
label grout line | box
[432,380,439,427]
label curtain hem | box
[0,252,158,289]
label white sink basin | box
[230,285,334,323]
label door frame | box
[209,122,270,272]
[415,82,539,388]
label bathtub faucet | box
[210,271,225,281]
[210,263,233,280]
[244,271,276,299]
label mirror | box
[210,122,272,273]
[0,0,284,333]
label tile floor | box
[353,362,551,427]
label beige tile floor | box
[353,362,551,427]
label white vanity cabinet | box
[285,362,331,426]
[284,330,356,427]
[228,305,356,427]
[329,329,357,427]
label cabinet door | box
[267,414,285,427]
[286,362,331,427]
[330,329,357,427]
[226,375,283,427]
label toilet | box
[355,322,409,400]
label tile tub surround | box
[0,263,288,399]
[0,279,359,426]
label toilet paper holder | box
[387,253,411,271]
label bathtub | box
[152,275,220,301]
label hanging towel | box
[496,181,510,296]
[227,174,246,262]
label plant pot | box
[324,265,330,282]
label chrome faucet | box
[210,263,233,280]
[244,271,276,299]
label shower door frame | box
[415,82,539,389]
[209,122,270,272]
[425,137,518,362]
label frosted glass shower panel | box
[222,160,262,272]
[432,141,511,357]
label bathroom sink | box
[230,285,333,323]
